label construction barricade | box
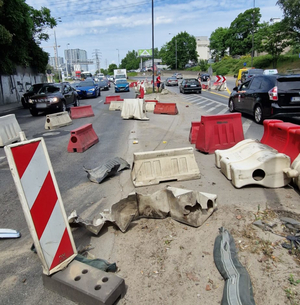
[0,114,21,147]
[137,86,145,99]
[121,99,149,120]
[67,124,99,153]
[129,81,137,88]
[131,147,201,187]
[215,139,291,188]
[70,105,94,119]
[4,138,77,275]
[109,100,123,111]
[189,122,201,144]
[145,99,159,112]
[104,95,122,104]
[260,119,300,163]
[154,103,178,115]
[45,111,73,130]
[195,113,244,154]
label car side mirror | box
[233,86,238,91]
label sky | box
[25,0,283,73]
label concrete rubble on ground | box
[83,157,130,184]
[68,186,218,235]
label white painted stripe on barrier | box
[40,200,65,268]
[0,114,21,147]
[21,142,49,209]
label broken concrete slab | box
[136,188,170,218]
[69,187,218,235]
[84,157,130,184]
[166,187,217,227]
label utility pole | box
[251,0,255,68]
[116,49,119,68]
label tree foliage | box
[107,63,118,74]
[209,27,229,60]
[226,8,261,56]
[258,21,292,68]
[0,0,56,74]
[120,50,140,70]
[160,32,198,69]
[277,0,300,42]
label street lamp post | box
[54,29,61,82]
[66,43,70,78]
[116,49,119,68]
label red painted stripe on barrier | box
[11,142,40,178]
[31,172,58,239]
[50,228,74,269]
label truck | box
[114,69,127,82]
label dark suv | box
[21,83,52,108]
[228,74,300,124]
[28,82,79,116]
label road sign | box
[138,49,152,57]
[216,75,226,83]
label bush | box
[253,55,273,68]
[215,66,229,76]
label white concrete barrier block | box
[0,114,21,147]
[44,111,72,130]
[291,153,300,190]
[109,101,123,111]
[131,147,201,187]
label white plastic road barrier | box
[230,150,291,188]
[121,99,149,120]
[131,147,201,187]
[109,100,123,111]
[44,111,73,130]
[0,114,21,147]
[291,153,300,190]
[4,138,77,275]
[215,139,258,168]
[145,102,157,112]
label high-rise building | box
[195,36,210,61]
[49,57,64,68]
[64,49,90,75]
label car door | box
[234,80,251,112]
[242,77,262,115]
[63,83,73,105]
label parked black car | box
[179,78,202,94]
[21,83,53,108]
[228,74,300,124]
[28,82,79,116]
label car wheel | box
[61,101,67,112]
[229,99,235,112]
[182,89,185,94]
[254,105,264,124]
[30,108,38,116]
[73,96,80,107]
[21,97,27,108]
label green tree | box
[120,50,140,70]
[258,21,292,68]
[209,27,229,60]
[0,0,56,74]
[226,8,261,56]
[108,63,118,74]
[160,32,198,69]
[277,0,300,42]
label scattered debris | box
[84,157,130,183]
[68,186,218,235]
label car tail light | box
[268,86,278,101]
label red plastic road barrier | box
[154,103,178,115]
[129,82,137,87]
[189,122,201,144]
[5,138,76,274]
[138,87,145,99]
[67,124,99,153]
[195,113,244,154]
[70,105,94,119]
[202,84,208,89]
[260,120,300,163]
[104,95,122,104]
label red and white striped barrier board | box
[4,138,77,275]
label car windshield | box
[77,81,95,87]
[28,84,44,93]
[116,79,127,84]
[38,85,60,94]
[277,77,300,90]
[99,80,107,85]
[186,79,199,84]
[168,78,177,80]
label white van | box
[263,69,278,75]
